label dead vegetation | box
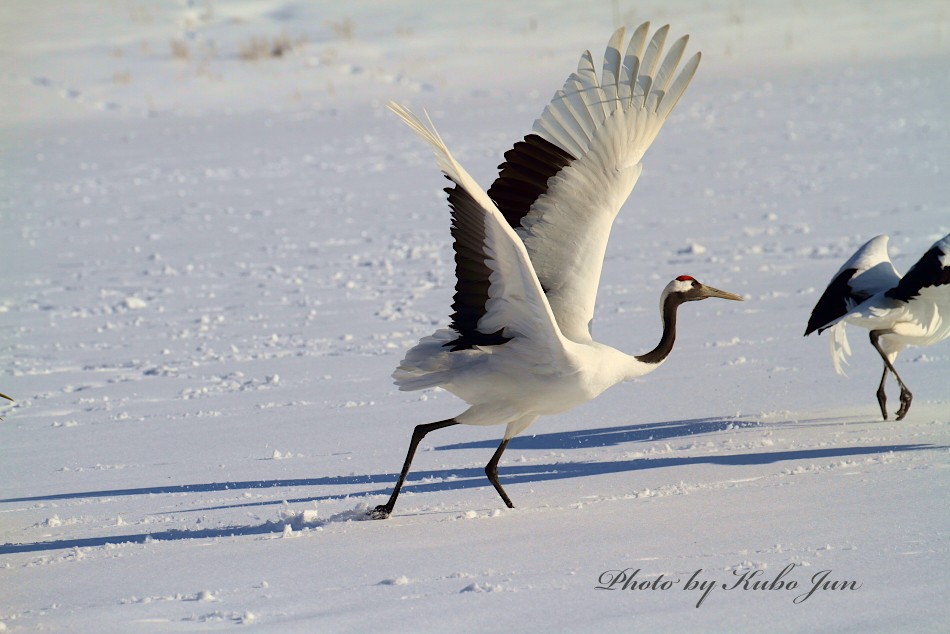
[326,17,355,41]
[238,32,309,61]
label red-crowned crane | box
[373,25,743,520]
[805,233,950,420]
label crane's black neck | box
[635,294,682,365]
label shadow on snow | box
[3,418,748,505]
[436,417,761,451]
[1,417,942,554]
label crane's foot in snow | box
[369,505,392,520]
[895,389,912,421]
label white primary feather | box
[521,24,700,342]
[519,116,646,341]
[838,235,901,297]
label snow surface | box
[2,1,949,631]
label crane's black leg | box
[869,331,912,421]
[485,438,514,508]
[371,418,459,520]
[875,365,889,421]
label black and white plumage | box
[805,233,950,420]
[373,25,743,519]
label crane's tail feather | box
[533,23,700,159]
[828,322,851,376]
[392,329,457,391]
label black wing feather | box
[487,134,575,230]
[885,244,950,302]
[442,134,574,351]
[804,268,863,336]
[444,179,510,351]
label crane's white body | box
[389,25,705,440]
[838,288,950,364]
[398,328,656,437]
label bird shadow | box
[0,418,743,506]
[0,508,365,555]
[436,417,759,451]
[2,417,942,554]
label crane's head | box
[663,275,744,305]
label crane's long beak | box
[700,284,744,301]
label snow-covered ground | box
[1,1,948,631]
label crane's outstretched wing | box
[805,235,901,336]
[885,233,950,303]
[486,24,701,342]
[387,104,570,368]
[804,235,901,375]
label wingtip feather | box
[534,24,700,156]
